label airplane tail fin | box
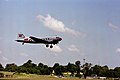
[17,34,25,39]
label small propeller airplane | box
[15,34,62,48]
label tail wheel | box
[22,42,24,45]
[46,44,49,47]
[50,45,53,48]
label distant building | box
[86,74,98,79]
[0,71,14,78]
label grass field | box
[1,72,114,80]
[0,73,84,80]
[0,75,83,80]
[0,77,99,80]
[0,72,101,80]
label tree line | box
[0,60,120,78]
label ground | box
[0,72,111,80]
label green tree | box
[114,67,120,78]
[38,64,51,75]
[91,65,101,76]
[53,63,59,70]
[106,69,115,78]
[22,60,37,68]
[99,65,109,77]
[91,65,109,77]
[38,63,44,68]
[75,60,81,78]
[5,63,18,72]
[48,67,53,75]
[54,66,62,76]
[61,65,67,73]
[43,65,50,75]
[19,60,39,74]
[0,63,4,71]
[82,63,92,78]
[53,63,62,75]
[67,63,76,76]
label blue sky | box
[0,0,120,68]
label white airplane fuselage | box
[15,34,62,48]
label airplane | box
[15,34,62,48]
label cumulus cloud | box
[45,45,62,53]
[68,44,80,52]
[108,22,119,31]
[37,14,81,37]
[116,48,120,53]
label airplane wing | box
[29,36,60,44]
[29,36,40,41]
[29,36,48,43]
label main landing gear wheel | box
[50,45,53,48]
[46,44,49,47]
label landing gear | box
[46,44,49,47]
[22,42,24,45]
[50,45,53,48]
[46,44,53,48]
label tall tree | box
[67,63,76,76]
[99,65,109,77]
[53,63,59,70]
[5,63,18,72]
[38,63,44,68]
[82,63,92,78]
[114,67,120,78]
[91,65,101,76]
[0,63,4,71]
[22,60,32,68]
[75,60,81,78]
[54,66,62,76]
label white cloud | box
[68,44,80,52]
[37,14,81,37]
[116,48,120,53]
[108,22,119,31]
[37,14,65,32]
[19,53,29,57]
[45,45,62,53]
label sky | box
[0,0,120,68]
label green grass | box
[0,72,103,80]
[13,73,83,80]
